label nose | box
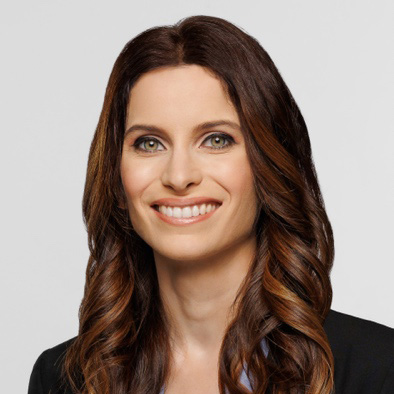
[160,148,203,192]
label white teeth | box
[156,203,220,218]
[182,206,192,218]
[192,205,200,217]
[173,207,182,218]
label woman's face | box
[121,65,258,263]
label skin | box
[120,64,258,393]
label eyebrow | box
[124,120,241,139]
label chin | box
[153,244,219,264]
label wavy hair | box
[63,15,335,393]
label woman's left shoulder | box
[324,309,394,345]
[324,309,394,393]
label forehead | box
[125,65,239,128]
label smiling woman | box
[120,65,257,262]
[28,15,394,394]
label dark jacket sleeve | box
[28,350,46,393]
[28,338,76,394]
[380,359,394,394]
[324,310,394,394]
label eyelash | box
[132,132,235,153]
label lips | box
[150,197,222,208]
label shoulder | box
[28,313,394,393]
[28,337,76,394]
[324,309,394,393]
[324,309,394,358]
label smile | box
[151,202,221,226]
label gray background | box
[1,1,393,392]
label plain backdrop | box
[1,1,393,392]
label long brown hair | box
[63,15,335,393]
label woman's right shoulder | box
[28,337,77,394]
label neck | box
[154,235,256,359]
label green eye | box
[133,137,164,153]
[143,139,159,151]
[204,133,235,150]
[210,135,226,148]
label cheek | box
[120,159,155,205]
[214,153,255,197]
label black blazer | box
[28,309,394,393]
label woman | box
[28,15,394,394]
